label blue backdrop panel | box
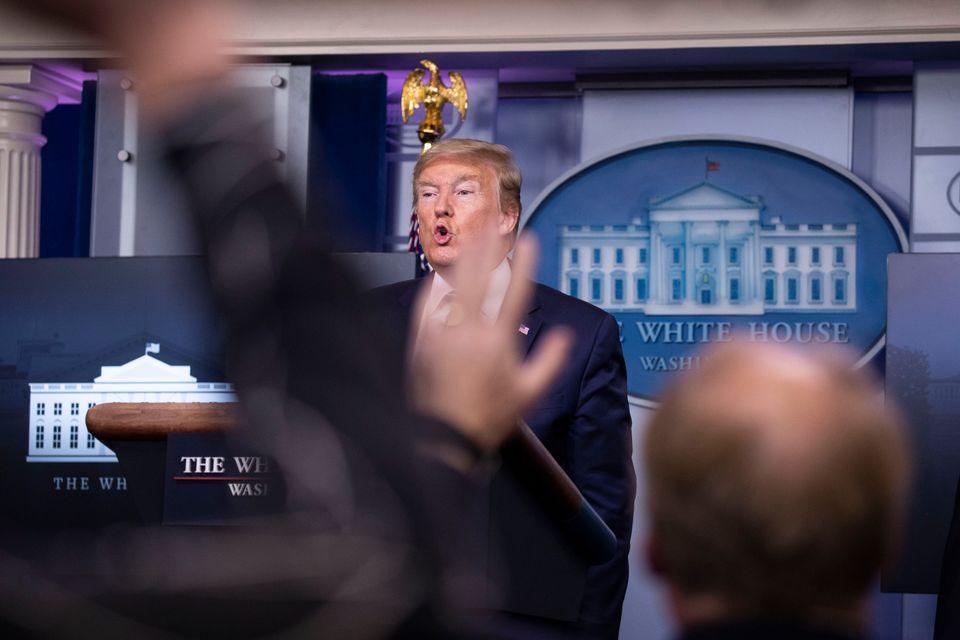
[307,73,387,251]
[39,80,96,258]
[525,139,904,403]
[0,257,224,528]
[886,253,960,594]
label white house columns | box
[557,183,857,315]
[0,65,80,258]
[0,85,50,257]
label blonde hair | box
[645,342,909,618]
[412,138,522,219]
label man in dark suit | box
[369,139,635,639]
[644,342,910,640]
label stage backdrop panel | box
[0,257,226,527]
[0,253,413,529]
[886,253,960,593]
[581,88,853,169]
[524,138,905,405]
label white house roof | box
[94,355,197,383]
[650,182,762,211]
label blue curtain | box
[40,80,96,257]
[307,73,387,251]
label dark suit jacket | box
[368,276,635,638]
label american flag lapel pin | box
[518,324,530,335]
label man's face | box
[415,158,518,275]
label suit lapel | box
[394,276,543,360]
[519,285,544,359]
[395,278,421,341]
[392,275,432,369]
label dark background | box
[0,257,226,527]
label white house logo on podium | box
[524,139,906,405]
[27,344,236,463]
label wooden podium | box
[86,403,237,523]
[87,402,617,619]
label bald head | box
[645,342,909,627]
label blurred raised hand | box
[12,0,232,121]
[408,231,574,454]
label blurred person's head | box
[412,139,521,276]
[644,341,910,633]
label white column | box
[718,221,728,302]
[660,231,669,302]
[684,221,693,302]
[749,221,760,300]
[0,65,82,258]
[745,223,754,301]
[0,85,54,258]
[649,225,659,302]
[0,63,83,259]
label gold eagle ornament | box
[401,59,468,148]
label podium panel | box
[886,253,960,593]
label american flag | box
[408,208,432,276]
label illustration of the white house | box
[559,182,857,315]
[27,345,236,463]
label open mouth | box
[434,224,452,245]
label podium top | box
[86,402,237,441]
